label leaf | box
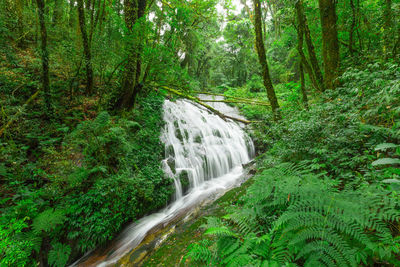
[48,242,71,267]
[0,163,9,177]
[205,227,236,237]
[372,158,400,166]
[375,143,399,151]
[32,209,66,233]
[381,179,400,184]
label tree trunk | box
[69,0,75,27]
[53,0,61,25]
[383,0,393,58]
[349,0,356,55]
[132,0,146,106]
[115,0,147,110]
[77,0,94,95]
[300,60,308,110]
[393,26,400,58]
[36,0,52,116]
[16,0,25,47]
[252,0,280,119]
[318,0,340,90]
[142,4,164,83]
[303,11,324,91]
[296,0,324,92]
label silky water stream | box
[73,96,255,266]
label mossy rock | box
[165,145,175,158]
[178,170,190,195]
[166,157,175,173]
[194,135,202,144]
[212,129,222,138]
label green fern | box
[48,242,71,267]
[187,163,400,266]
[185,239,216,265]
[32,209,66,233]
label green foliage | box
[0,218,36,267]
[48,242,71,267]
[187,164,400,266]
[62,93,173,252]
[247,75,264,93]
[32,209,66,233]
[372,158,400,166]
[0,92,173,264]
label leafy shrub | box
[246,75,264,93]
[251,63,400,183]
[0,92,174,265]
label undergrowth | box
[0,91,174,266]
[186,63,400,266]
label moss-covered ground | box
[141,177,254,267]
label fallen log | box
[159,86,252,124]
[196,91,269,103]
[0,90,40,137]
[200,99,270,106]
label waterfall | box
[74,96,254,267]
[161,97,254,199]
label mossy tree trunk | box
[318,0,340,90]
[301,1,324,91]
[15,0,25,48]
[252,0,280,119]
[69,0,76,27]
[349,0,356,55]
[299,60,308,110]
[295,0,324,92]
[36,0,52,116]
[77,0,94,95]
[383,0,393,58]
[53,0,61,26]
[115,0,147,110]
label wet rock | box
[166,157,175,174]
[165,145,175,157]
[212,129,222,137]
[194,135,202,144]
[179,170,190,195]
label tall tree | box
[36,0,52,116]
[383,0,393,58]
[77,0,94,95]
[252,0,280,118]
[69,0,76,27]
[15,0,25,47]
[53,0,61,25]
[299,60,308,110]
[295,0,324,92]
[318,0,340,89]
[114,0,147,110]
[349,0,356,55]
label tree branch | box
[158,86,252,124]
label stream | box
[72,95,254,266]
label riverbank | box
[140,172,255,267]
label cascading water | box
[73,96,254,267]
[162,97,254,199]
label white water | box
[74,96,254,266]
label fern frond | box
[32,209,66,233]
[48,242,71,267]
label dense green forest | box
[0,0,399,266]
